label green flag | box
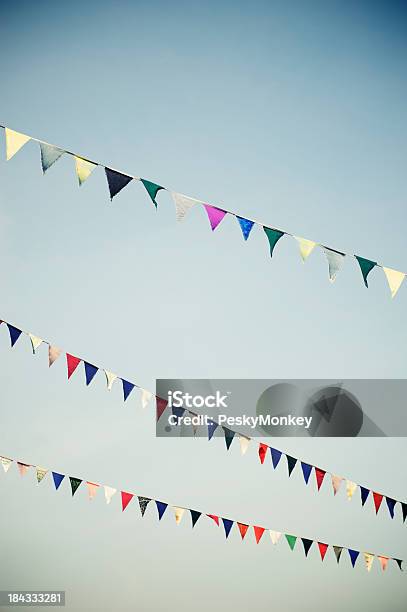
[141,179,165,208]
[263,227,284,258]
[69,477,82,497]
[355,256,377,288]
[285,534,297,551]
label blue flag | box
[52,472,65,490]
[7,324,22,347]
[236,216,255,241]
[386,497,396,519]
[301,462,313,485]
[105,168,133,200]
[208,420,218,441]
[223,428,235,450]
[360,486,370,506]
[348,549,360,568]
[121,379,135,402]
[190,510,201,528]
[222,518,234,539]
[84,362,98,386]
[286,454,297,476]
[155,500,168,521]
[270,447,282,469]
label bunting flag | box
[238,523,249,540]
[87,482,99,500]
[331,475,343,496]
[360,486,370,506]
[49,345,61,367]
[69,477,82,496]
[223,428,235,450]
[7,324,22,347]
[121,491,134,511]
[174,507,185,525]
[1,456,13,473]
[105,370,117,390]
[378,556,389,571]
[373,492,384,514]
[402,503,407,524]
[156,501,168,521]
[207,514,220,526]
[66,353,81,379]
[238,434,250,456]
[333,546,343,564]
[253,526,265,544]
[5,128,30,160]
[315,468,326,491]
[17,462,30,477]
[138,496,151,517]
[318,542,328,561]
[84,362,98,386]
[208,420,218,441]
[29,334,43,354]
[270,447,282,469]
[286,455,297,477]
[364,553,375,572]
[285,535,297,551]
[386,497,396,519]
[36,467,48,484]
[346,480,357,500]
[269,531,282,545]
[104,486,117,504]
[258,443,268,464]
[156,397,168,421]
[348,549,360,568]
[301,462,312,484]
[74,156,97,186]
[121,379,135,402]
[394,559,404,572]
[222,518,234,539]
[141,389,152,409]
[190,510,201,528]
[301,538,313,557]
[52,472,65,490]
[1,124,405,298]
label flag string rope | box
[0,450,403,573]
[0,125,405,298]
[1,316,405,524]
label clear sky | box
[0,1,406,610]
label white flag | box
[322,246,345,282]
[172,192,200,222]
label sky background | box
[0,1,406,610]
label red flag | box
[121,491,134,512]
[207,514,219,526]
[315,468,326,491]
[66,353,81,379]
[318,542,328,561]
[253,526,265,544]
[237,523,249,540]
[373,492,383,514]
[258,443,268,464]
[156,397,168,421]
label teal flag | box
[355,256,377,287]
[141,179,165,208]
[263,227,284,257]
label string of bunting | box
[1,316,405,525]
[0,450,403,574]
[1,125,405,298]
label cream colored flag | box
[331,475,343,495]
[0,456,12,473]
[378,556,389,571]
[105,370,117,390]
[17,462,30,477]
[48,345,61,367]
[104,486,117,504]
[346,480,357,500]
[382,267,405,298]
[174,507,185,525]
[172,192,200,222]
[87,482,99,500]
[5,128,30,160]
[295,237,317,262]
[36,467,48,483]
[269,530,282,545]
[74,156,97,186]
[141,389,152,409]
[29,334,43,354]
[364,553,375,572]
[238,434,250,456]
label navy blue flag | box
[301,538,313,557]
[236,216,255,241]
[386,497,396,519]
[105,168,133,200]
[52,472,65,490]
[286,454,297,477]
[223,428,235,450]
[155,501,168,521]
[7,324,22,347]
[348,549,360,568]
[208,420,218,441]
[360,486,370,506]
[402,503,407,524]
[84,362,98,386]
[301,462,312,484]
[121,379,135,402]
[222,518,234,539]
[270,447,282,469]
[190,510,201,528]
[172,406,186,419]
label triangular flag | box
[36,467,48,483]
[40,142,65,173]
[346,480,357,500]
[382,267,405,298]
[174,507,185,525]
[141,178,165,208]
[355,256,377,288]
[190,510,201,528]
[301,538,313,557]
[17,462,30,477]
[138,496,151,517]
[208,419,218,441]
[348,549,360,568]
[223,427,235,450]
[285,534,297,551]
[322,246,345,283]
[121,379,135,402]
[315,468,326,491]
[263,227,285,258]
[378,556,389,571]
[386,497,396,519]
[29,334,43,354]
[222,518,234,539]
[156,397,168,421]
[104,486,117,504]
[49,345,61,367]
[5,128,30,160]
[236,216,255,241]
[295,237,316,262]
[331,475,343,495]
[141,389,152,409]
[172,406,185,419]
[74,156,97,186]
[156,501,168,520]
[105,168,133,200]
[364,553,375,572]
[258,443,268,464]
[333,546,343,564]
[360,486,370,506]
[172,192,199,222]
[7,324,22,347]
[52,472,65,490]
[69,477,82,496]
[105,370,117,390]
[394,559,403,571]
[237,523,249,540]
[373,492,383,514]
[301,462,313,485]
[269,531,282,545]
[254,526,265,544]
[86,482,99,500]
[286,455,297,477]
[204,205,227,231]
[402,502,407,523]
[270,447,282,469]
[121,491,134,511]
[66,353,81,379]
[238,434,250,455]
[0,457,12,473]
[318,542,328,561]
[207,514,220,526]
[84,362,98,386]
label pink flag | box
[204,205,227,231]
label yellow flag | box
[238,434,250,455]
[346,480,357,500]
[382,267,405,298]
[364,552,375,572]
[5,128,30,160]
[1,456,13,473]
[105,370,117,390]
[174,507,185,525]
[269,530,281,545]
[29,334,43,354]
[87,482,99,500]
[295,236,317,262]
[36,467,48,483]
[74,156,97,186]
[331,475,343,495]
